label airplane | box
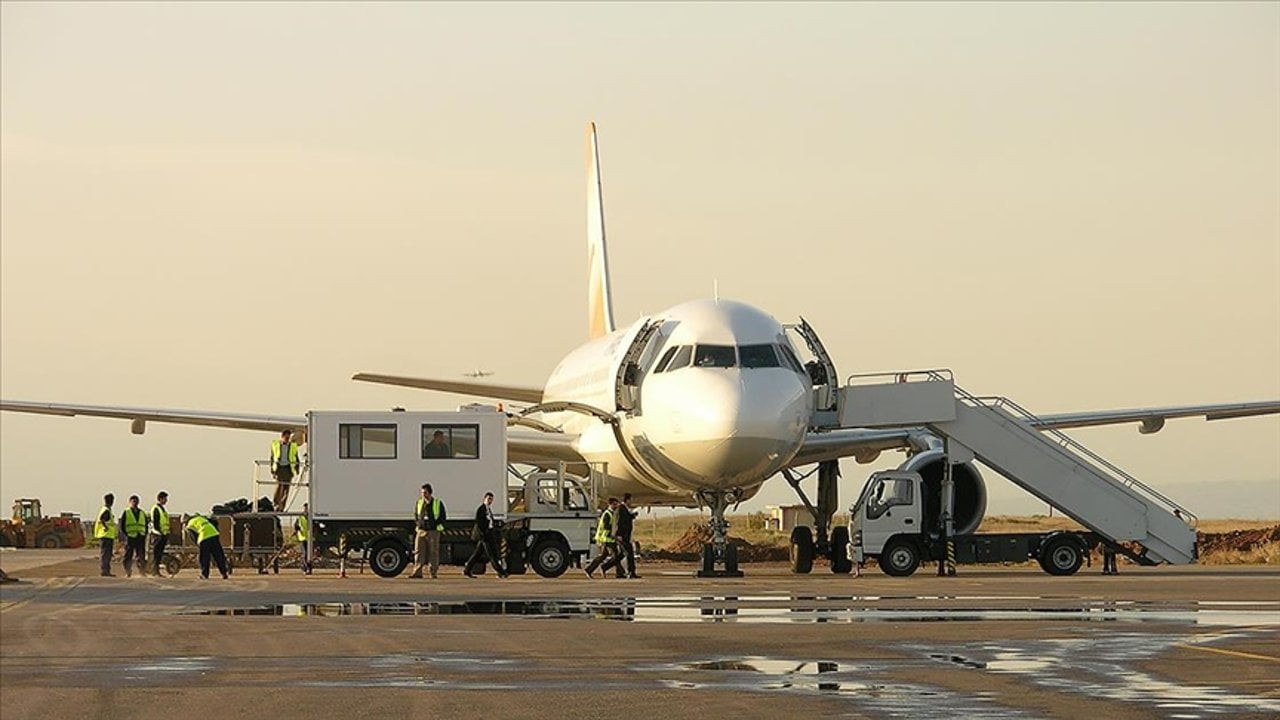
[3,123,1278,576]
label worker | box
[584,497,622,579]
[149,491,170,577]
[119,495,149,578]
[294,502,312,575]
[270,429,301,510]
[409,483,445,579]
[423,430,452,458]
[616,493,640,579]
[184,514,229,580]
[94,493,118,577]
[464,491,507,578]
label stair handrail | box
[955,388,1197,527]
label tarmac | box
[1,550,1278,719]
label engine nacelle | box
[898,449,987,535]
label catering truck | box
[301,409,602,578]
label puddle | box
[186,597,1280,626]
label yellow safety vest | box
[595,508,615,545]
[186,516,220,544]
[415,497,444,531]
[271,439,300,471]
[150,505,170,536]
[122,508,148,538]
[94,506,118,540]
[295,515,309,542]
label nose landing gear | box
[695,488,745,577]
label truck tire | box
[790,526,814,574]
[37,533,64,549]
[879,537,920,577]
[1039,535,1084,576]
[829,526,852,574]
[530,536,570,578]
[369,539,409,578]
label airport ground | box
[1,549,1278,720]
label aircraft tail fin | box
[586,122,616,339]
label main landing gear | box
[695,488,745,577]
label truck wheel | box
[37,533,64,549]
[879,537,920,577]
[829,526,852,574]
[530,537,570,578]
[790,526,814,574]
[369,539,409,578]
[1039,536,1083,576]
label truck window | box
[339,424,397,459]
[866,477,913,519]
[421,424,479,459]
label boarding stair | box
[838,371,1197,565]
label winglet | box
[586,122,616,339]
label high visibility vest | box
[295,515,310,542]
[122,508,148,538]
[595,508,615,544]
[415,497,444,531]
[186,516,220,544]
[271,440,299,471]
[151,505,170,536]
[94,506,118,540]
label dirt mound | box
[649,523,788,562]
[1198,525,1280,556]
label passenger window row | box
[653,343,806,373]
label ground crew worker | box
[184,514,229,580]
[616,493,640,579]
[294,502,313,575]
[94,493,118,577]
[584,497,622,579]
[409,484,445,579]
[150,492,170,576]
[464,492,507,578]
[119,495,149,577]
[271,429,301,510]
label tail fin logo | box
[587,122,616,339]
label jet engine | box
[898,448,987,535]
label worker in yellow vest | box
[184,514,229,580]
[409,483,446,579]
[149,491,171,577]
[294,503,313,575]
[270,429,301,510]
[94,493,118,577]
[584,497,623,579]
[119,495,149,577]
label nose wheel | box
[695,489,745,577]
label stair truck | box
[301,409,601,578]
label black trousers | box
[122,535,147,576]
[99,538,114,576]
[465,531,506,575]
[617,533,636,577]
[199,537,230,579]
[151,535,169,575]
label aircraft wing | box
[1029,400,1280,433]
[352,373,544,404]
[0,400,305,433]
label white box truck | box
[303,409,601,578]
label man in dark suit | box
[616,492,640,579]
[464,492,507,578]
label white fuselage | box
[540,299,813,505]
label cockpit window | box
[694,345,736,368]
[653,346,680,373]
[777,343,805,374]
[666,345,693,371]
[739,344,781,368]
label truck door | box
[860,473,921,553]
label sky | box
[2,2,1278,523]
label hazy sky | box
[2,2,1278,521]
